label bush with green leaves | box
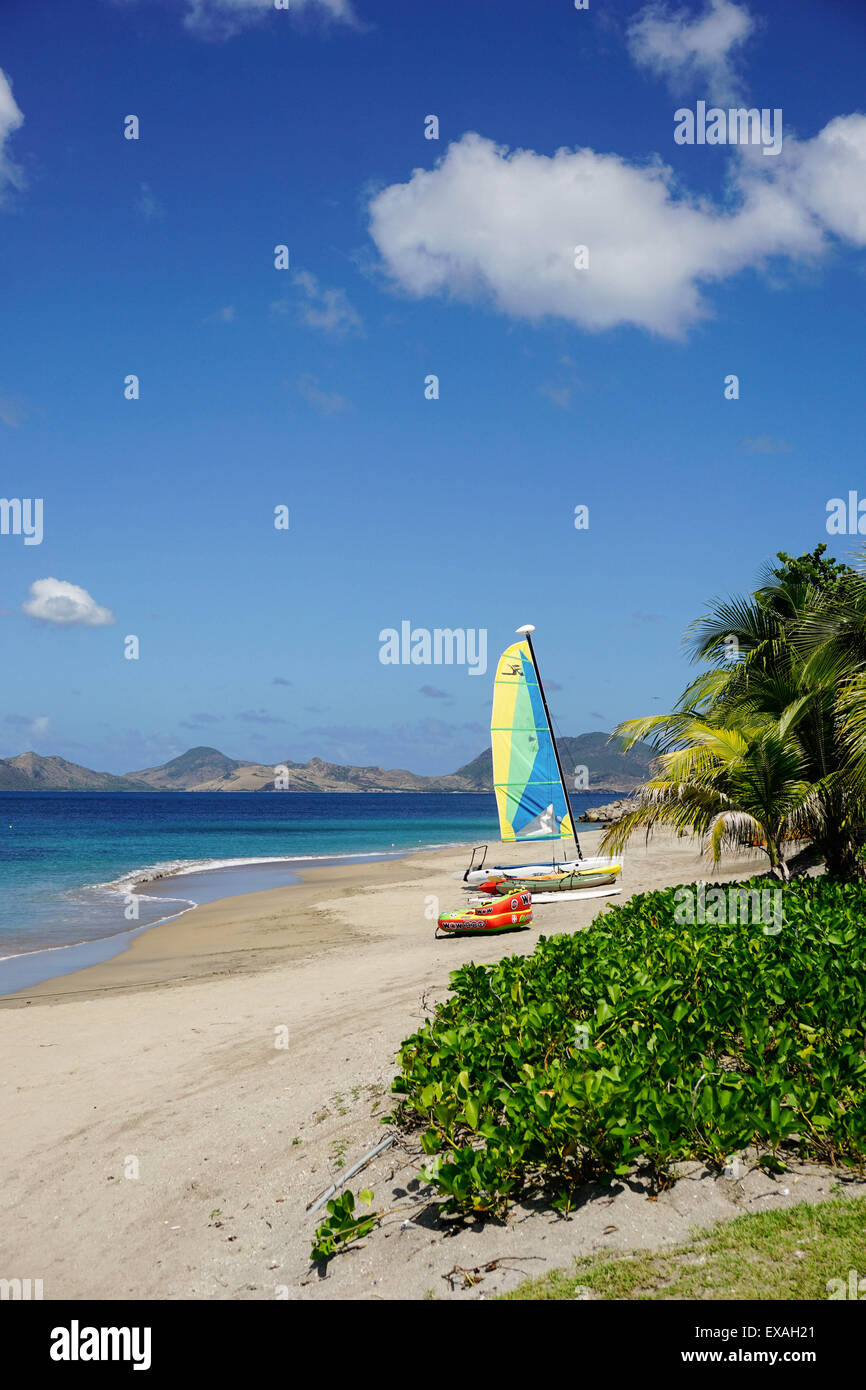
[310,1188,377,1261]
[602,546,866,881]
[389,877,866,1217]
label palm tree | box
[601,708,821,880]
[603,549,866,880]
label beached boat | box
[463,852,621,888]
[437,891,532,936]
[460,625,622,893]
[475,864,620,896]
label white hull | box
[486,885,623,905]
[475,884,622,906]
[460,855,622,887]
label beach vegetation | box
[386,876,866,1219]
[601,547,866,880]
[310,1189,379,1262]
[331,1137,350,1168]
[501,1197,866,1300]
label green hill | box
[0,734,654,794]
[453,732,653,793]
[0,759,38,790]
[2,753,149,792]
[126,746,244,789]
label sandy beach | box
[2,829,861,1301]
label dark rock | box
[578,797,636,824]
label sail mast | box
[516,624,582,860]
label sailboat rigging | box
[461,624,623,893]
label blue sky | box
[1,0,864,775]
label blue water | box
[0,789,609,992]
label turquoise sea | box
[0,789,608,994]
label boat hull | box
[468,856,622,893]
[437,907,533,936]
[479,862,622,895]
[437,892,532,936]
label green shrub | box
[310,1189,377,1262]
[389,876,866,1217]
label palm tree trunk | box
[823,838,865,881]
[766,835,791,881]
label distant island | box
[0,734,653,794]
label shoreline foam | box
[0,830,787,1303]
[0,841,482,991]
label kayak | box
[461,854,622,889]
[437,892,532,936]
[478,863,621,895]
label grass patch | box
[502,1197,866,1300]
[330,1136,350,1169]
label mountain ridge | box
[0,753,150,793]
[0,736,653,794]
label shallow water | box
[0,789,609,995]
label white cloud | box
[136,182,163,221]
[368,119,866,339]
[5,713,49,734]
[785,116,866,245]
[181,0,356,39]
[738,435,792,455]
[0,67,25,196]
[180,712,222,729]
[22,578,115,627]
[203,304,235,324]
[0,393,27,427]
[238,708,287,725]
[627,0,754,103]
[539,382,575,410]
[297,373,348,415]
[281,270,363,335]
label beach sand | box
[1,829,860,1301]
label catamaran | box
[461,625,623,896]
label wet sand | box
[4,829,852,1302]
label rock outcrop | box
[578,797,637,823]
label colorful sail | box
[490,640,574,843]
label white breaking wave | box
[0,840,479,970]
[0,902,195,963]
[90,843,473,894]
